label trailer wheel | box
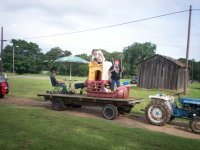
[52,99,65,111]
[71,104,82,108]
[118,106,133,114]
[0,95,4,99]
[190,117,200,134]
[145,100,171,126]
[102,104,118,120]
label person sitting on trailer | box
[91,49,105,64]
[109,60,122,91]
[50,71,67,94]
[104,84,111,93]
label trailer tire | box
[72,104,82,108]
[190,117,200,134]
[52,99,64,111]
[118,106,133,114]
[0,95,4,99]
[145,100,171,126]
[102,104,118,120]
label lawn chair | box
[74,83,86,94]
[49,76,62,94]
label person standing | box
[91,49,105,64]
[109,60,122,91]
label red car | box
[0,75,9,98]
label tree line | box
[2,39,200,81]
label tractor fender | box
[149,97,173,114]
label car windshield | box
[0,75,6,81]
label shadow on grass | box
[191,87,200,90]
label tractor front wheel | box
[190,117,200,134]
[145,100,171,126]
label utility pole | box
[0,27,3,74]
[184,5,192,95]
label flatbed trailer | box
[38,93,143,120]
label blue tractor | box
[145,93,200,134]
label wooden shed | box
[137,54,188,90]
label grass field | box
[7,76,200,114]
[1,75,199,149]
[0,104,200,150]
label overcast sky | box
[1,0,200,60]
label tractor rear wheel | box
[190,117,200,134]
[169,116,175,122]
[145,100,171,126]
[102,104,118,120]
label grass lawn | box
[0,75,199,149]
[7,76,200,114]
[0,104,199,150]
[7,76,87,100]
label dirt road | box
[0,96,199,139]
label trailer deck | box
[38,93,143,120]
[38,93,142,103]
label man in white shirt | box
[91,49,105,64]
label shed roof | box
[138,54,186,68]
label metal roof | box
[138,54,186,68]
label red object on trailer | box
[87,80,130,98]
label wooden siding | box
[138,55,188,90]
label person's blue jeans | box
[57,83,67,93]
[111,79,120,91]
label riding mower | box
[145,93,200,134]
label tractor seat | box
[180,98,200,105]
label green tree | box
[100,49,110,61]
[178,58,200,81]
[45,47,71,61]
[123,42,156,75]
[109,51,123,63]
[97,49,123,63]
[72,53,90,76]
[2,39,44,74]
[45,47,72,71]
[75,53,90,61]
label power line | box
[158,44,199,49]
[9,9,190,40]
[193,9,200,11]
